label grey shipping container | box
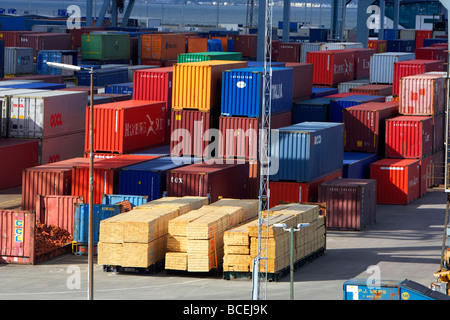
[4,47,34,75]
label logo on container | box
[66,5,81,30]
[50,113,63,127]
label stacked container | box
[276,42,302,62]
[306,50,356,86]
[177,52,242,63]
[329,95,385,122]
[141,33,186,64]
[284,62,314,102]
[4,47,34,75]
[18,33,72,61]
[350,48,375,79]
[368,40,387,53]
[369,52,415,84]
[81,33,130,61]
[414,47,447,64]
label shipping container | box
[342,101,399,156]
[19,33,72,60]
[5,74,64,84]
[419,154,433,197]
[343,152,378,179]
[40,131,85,165]
[7,90,88,139]
[384,29,399,40]
[415,47,447,63]
[398,73,445,116]
[247,62,286,68]
[271,122,344,182]
[170,109,217,158]
[187,37,208,53]
[276,42,301,62]
[349,84,392,96]
[370,52,415,84]
[352,48,375,79]
[318,178,377,230]
[423,38,447,47]
[0,139,39,190]
[102,194,148,208]
[0,30,41,47]
[141,33,186,60]
[338,79,370,93]
[393,59,444,96]
[415,30,433,48]
[233,34,257,58]
[71,155,158,205]
[311,87,338,98]
[125,65,158,82]
[0,82,66,90]
[284,62,313,101]
[386,39,415,52]
[77,68,129,87]
[432,113,444,153]
[306,50,355,86]
[299,42,323,63]
[370,158,420,204]
[0,210,72,264]
[81,33,130,61]
[172,60,248,112]
[73,203,123,245]
[4,47,34,76]
[166,162,250,202]
[68,26,105,49]
[268,170,342,208]
[118,157,197,201]
[37,50,78,76]
[385,115,434,159]
[329,95,385,123]
[321,42,364,50]
[177,51,242,63]
[218,111,292,160]
[221,67,293,117]
[368,40,387,53]
[104,82,133,95]
[35,195,84,235]
[292,98,330,123]
[22,157,91,211]
[85,100,166,154]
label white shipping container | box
[338,79,370,93]
[321,42,364,50]
[4,47,34,75]
[369,52,415,84]
[0,89,50,138]
[7,91,88,139]
[300,42,324,63]
[399,29,416,40]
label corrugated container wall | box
[233,34,257,58]
[349,84,392,96]
[19,33,72,60]
[177,52,243,63]
[81,33,130,61]
[221,67,293,117]
[415,30,433,48]
[299,42,323,63]
[4,47,34,75]
[284,62,313,101]
[330,95,385,123]
[172,61,248,112]
[292,98,330,123]
[307,50,355,86]
[102,194,148,208]
[276,42,301,62]
[370,52,416,84]
[320,42,364,50]
[318,178,377,230]
[338,79,370,93]
[141,33,186,60]
[370,158,420,204]
[415,47,447,64]
[343,152,378,179]
[368,40,387,53]
[352,48,375,79]
[271,122,344,182]
[386,39,415,53]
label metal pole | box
[290,227,294,300]
[88,67,95,300]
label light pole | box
[273,222,310,300]
[46,62,95,300]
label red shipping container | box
[368,40,387,53]
[170,109,217,158]
[0,139,39,191]
[271,40,281,61]
[285,62,313,102]
[370,158,420,205]
[415,47,447,63]
[351,48,375,79]
[141,60,166,67]
[41,131,85,165]
[268,170,342,208]
[349,84,392,96]
[392,59,444,96]
[419,154,433,197]
[276,42,301,62]
[71,155,158,205]
[399,73,445,116]
[166,162,249,203]
[318,178,377,230]
[19,33,72,60]
[85,100,166,154]
[415,30,433,48]
[343,101,399,156]
[385,115,434,159]
[22,157,91,211]
[306,50,355,86]
[218,111,292,160]
[233,34,257,58]
[133,67,173,143]
[0,31,41,47]
[35,195,84,236]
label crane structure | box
[251,0,273,301]
[86,0,135,27]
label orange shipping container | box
[188,37,208,53]
[141,33,186,60]
[172,60,248,112]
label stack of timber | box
[97,196,209,270]
[165,199,259,272]
[223,203,326,279]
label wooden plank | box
[167,235,187,252]
[121,235,168,268]
[134,196,209,214]
[97,242,122,266]
[165,252,188,271]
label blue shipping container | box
[343,152,378,179]
[37,50,78,76]
[105,82,134,95]
[330,95,385,122]
[221,67,293,118]
[292,98,330,124]
[309,28,330,43]
[386,39,415,53]
[118,157,200,201]
[423,38,447,47]
[73,203,122,244]
[384,29,399,40]
[77,68,128,86]
[0,82,66,90]
[271,122,344,182]
[131,144,171,157]
[102,194,149,207]
[311,87,338,98]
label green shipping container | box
[177,51,242,63]
[81,33,130,61]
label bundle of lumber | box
[97,196,209,268]
[165,198,259,272]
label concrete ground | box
[0,190,448,302]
